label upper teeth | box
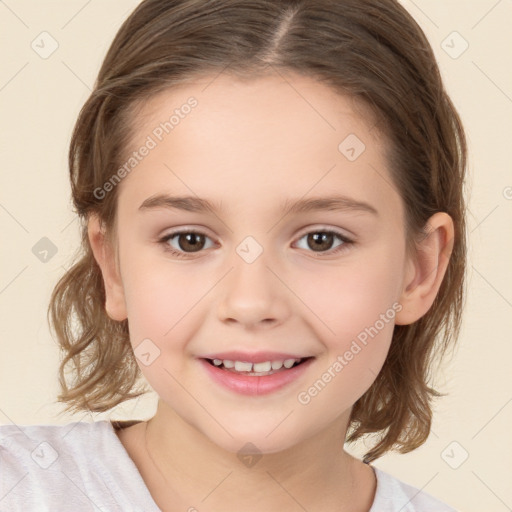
[211,358,301,372]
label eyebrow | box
[138,193,378,216]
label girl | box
[0,0,466,510]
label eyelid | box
[160,227,217,248]
[160,224,354,243]
[294,224,355,240]
[160,225,215,238]
[158,224,355,258]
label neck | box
[140,400,374,512]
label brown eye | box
[160,230,215,256]
[175,232,206,252]
[307,232,336,252]
[295,230,351,255]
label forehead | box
[133,70,381,146]
[117,70,398,219]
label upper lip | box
[199,351,313,364]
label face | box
[100,70,416,454]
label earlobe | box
[395,212,454,325]
[87,213,128,322]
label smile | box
[206,357,307,375]
[200,357,315,395]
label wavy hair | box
[48,0,467,463]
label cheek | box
[291,246,404,392]
[120,262,205,397]
[120,250,211,362]
[293,245,404,340]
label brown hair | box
[48,0,467,463]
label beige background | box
[1,1,511,510]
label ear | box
[87,213,128,322]
[395,212,455,325]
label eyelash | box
[158,228,354,259]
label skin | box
[88,69,454,512]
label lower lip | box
[199,358,314,396]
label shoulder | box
[0,420,113,470]
[370,465,458,512]
[0,421,113,507]
[0,420,108,470]
[0,420,159,511]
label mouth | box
[198,351,316,395]
[202,357,314,376]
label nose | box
[217,250,291,329]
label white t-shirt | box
[0,420,457,511]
